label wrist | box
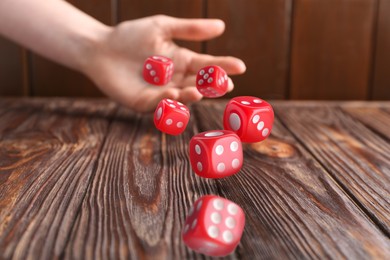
[76,22,112,75]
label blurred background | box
[0,0,389,100]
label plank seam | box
[285,0,296,100]
[58,104,119,258]
[201,0,208,54]
[111,0,119,25]
[340,107,390,142]
[274,107,390,238]
[368,0,381,100]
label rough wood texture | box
[0,98,116,259]
[372,0,390,99]
[63,108,213,259]
[274,102,390,235]
[290,0,376,100]
[194,102,389,258]
[341,102,390,140]
[1,99,390,259]
[207,0,292,99]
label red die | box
[154,98,190,135]
[196,65,228,98]
[143,55,174,86]
[223,96,274,143]
[189,130,243,178]
[182,195,245,257]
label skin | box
[0,0,246,112]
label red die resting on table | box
[196,65,228,98]
[223,96,274,143]
[154,98,190,135]
[189,130,243,178]
[182,195,245,257]
[143,55,174,86]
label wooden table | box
[0,98,389,259]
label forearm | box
[0,0,110,72]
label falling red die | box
[182,195,245,257]
[223,96,274,143]
[196,65,228,98]
[154,98,190,135]
[189,130,243,178]
[143,55,174,86]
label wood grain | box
[0,38,25,96]
[372,0,390,99]
[290,0,377,100]
[31,0,113,98]
[207,0,293,99]
[341,103,390,140]
[192,101,389,258]
[274,102,390,235]
[64,107,222,259]
[63,100,390,259]
[0,98,116,259]
[119,0,204,52]
[1,99,389,259]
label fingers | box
[179,75,234,92]
[156,15,225,41]
[188,52,246,75]
[139,87,180,112]
[227,77,234,92]
[127,86,202,113]
[176,87,203,104]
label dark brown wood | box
[63,107,215,259]
[274,102,390,235]
[290,0,377,100]
[0,98,116,259]
[63,100,390,259]
[1,99,390,259]
[193,101,389,258]
[119,0,204,52]
[31,0,113,98]
[341,102,390,139]
[372,0,390,100]
[207,0,293,99]
[31,58,104,97]
[0,37,25,96]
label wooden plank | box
[66,100,389,258]
[290,0,376,100]
[64,107,220,259]
[341,104,390,140]
[207,0,292,99]
[31,0,113,97]
[194,101,390,258]
[372,0,390,100]
[0,98,116,259]
[119,0,203,52]
[0,37,25,96]
[274,103,390,235]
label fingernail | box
[213,19,225,31]
[238,60,246,72]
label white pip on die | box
[143,55,174,86]
[196,65,228,98]
[223,96,274,143]
[189,130,243,179]
[154,98,190,135]
[182,195,245,257]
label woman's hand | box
[83,15,246,113]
